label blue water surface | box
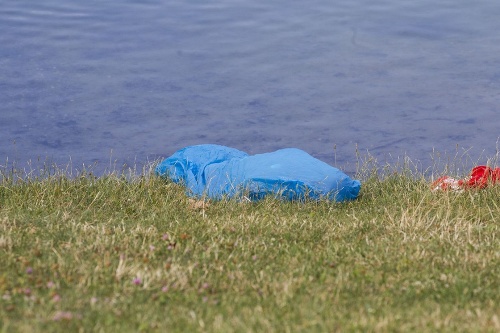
[1,0,499,175]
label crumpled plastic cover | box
[431,165,500,191]
[156,144,361,202]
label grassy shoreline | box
[1,163,499,332]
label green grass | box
[0,161,499,332]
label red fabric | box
[467,166,500,188]
[432,165,500,191]
[492,168,500,183]
[431,176,463,191]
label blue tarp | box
[156,144,361,202]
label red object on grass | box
[467,166,500,188]
[432,165,500,191]
[431,176,463,191]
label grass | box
[0,159,499,332]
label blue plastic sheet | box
[156,144,361,202]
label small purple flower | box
[52,294,61,302]
[47,281,55,289]
[133,277,142,286]
[162,233,169,241]
[161,286,169,293]
[26,267,33,274]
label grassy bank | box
[0,163,499,332]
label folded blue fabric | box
[156,144,361,202]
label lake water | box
[1,0,499,176]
